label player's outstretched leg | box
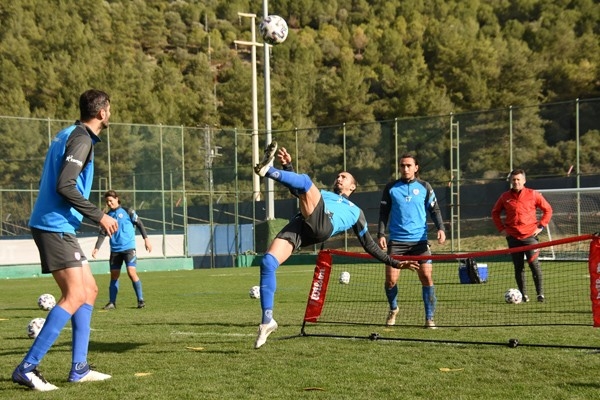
[254,141,278,177]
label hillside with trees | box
[0,0,598,187]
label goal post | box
[538,187,600,260]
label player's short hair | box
[399,153,419,176]
[348,173,357,193]
[79,89,110,121]
[104,190,121,204]
[509,169,526,179]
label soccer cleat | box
[537,295,545,303]
[424,319,437,329]
[523,295,530,303]
[103,302,116,310]
[12,366,59,391]
[137,300,146,308]
[386,307,399,326]
[68,366,111,383]
[253,141,278,177]
[254,319,278,349]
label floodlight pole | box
[234,13,262,203]
[262,0,275,220]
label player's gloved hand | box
[393,260,419,271]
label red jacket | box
[491,187,553,240]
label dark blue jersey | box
[29,122,104,234]
[95,206,148,253]
[378,178,445,242]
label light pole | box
[234,12,263,203]
[262,1,275,220]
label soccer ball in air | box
[259,15,289,45]
[249,285,261,299]
[339,271,351,284]
[504,288,523,304]
[27,317,45,339]
[37,293,56,311]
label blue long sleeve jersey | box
[29,122,104,234]
[94,207,148,252]
[377,178,445,242]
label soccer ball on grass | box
[339,271,351,284]
[259,15,288,45]
[249,285,261,299]
[27,317,45,339]
[504,288,523,304]
[37,293,56,311]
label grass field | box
[2,266,600,399]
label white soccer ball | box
[27,317,45,339]
[37,293,56,311]
[504,288,523,304]
[339,271,351,284]
[249,285,261,299]
[259,15,289,45]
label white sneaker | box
[12,367,59,391]
[254,319,278,349]
[68,368,111,383]
[253,141,278,177]
[424,319,437,329]
[386,307,399,326]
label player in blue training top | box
[251,142,419,349]
[92,190,152,310]
[377,154,446,329]
[12,89,118,391]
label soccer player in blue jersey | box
[377,154,446,329]
[252,142,419,348]
[92,190,152,310]
[12,90,118,391]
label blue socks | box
[132,279,143,301]
[264,169,312,194]
[21,305,71,368]
[109,279,119,303]
[385,284,398,310]
[260,253,280,324]
[422,285,437,320]
[71,303,93,365]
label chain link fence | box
[0,98,598,264]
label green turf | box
[1,266,600,399]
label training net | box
[301,234,600,348]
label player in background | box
[12,90,118,391]
[377,154,446,329]
[492,169,553,302]
[252,142,419,348]
[92,190,152,310]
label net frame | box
[299,234,600,349]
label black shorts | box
[31,227,88,274]
[387,240,431,265]
[275,196,333,251]
[109,250,137,270]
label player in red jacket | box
[492,169,553,302]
